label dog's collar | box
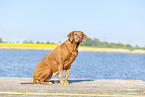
[65,39,79,53]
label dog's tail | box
[20,77,37,84]
[20,82,36,84]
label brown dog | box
[21,31,87,85]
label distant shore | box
[0,46,145,54]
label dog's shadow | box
[51,79,94,84]
[68,79,94,84]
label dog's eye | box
[75,34,77,36]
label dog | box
[21,31,87,85]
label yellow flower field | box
[0,43,145,54]
[0,43,93,49]
[0,43,59,48]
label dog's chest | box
[63,55,73,69]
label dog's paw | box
[60,81,65,85]
[49,82,53,85]
[64,81,69,85]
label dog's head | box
[67,31,87,43]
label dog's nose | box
[79,36,83,39]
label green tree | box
[0,38,2,43]
[46,41,50,44]
[125,44,132,48]
[36,41,40,44]
[135,45,139,48]
[51,42,55,44]
[41,42,44,44]
[93,38,101,46]
[81,38,92,46]
[29,40,33,43]
[103,42,109,47]
[110,43,116,47]
[80,37,134,48]
[58,41,61,44]
[23,40,28,43]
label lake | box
[0,49,145,81]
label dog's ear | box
[67,31,74,41]
[82,32,87,42]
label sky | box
[0,0,145,47]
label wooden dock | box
[0,77,145,97]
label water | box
[0,49,145,81]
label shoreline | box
[0,46,145,54]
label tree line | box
[22,40,56,44]
[0,38,55,44]
[80,38,140,48]
[0,37,142,48]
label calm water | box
[0,49,145,80]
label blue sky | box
[0,0,145,47]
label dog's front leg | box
[64,56,77,85]
[64,68,70,85]
[59,63,64,85]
